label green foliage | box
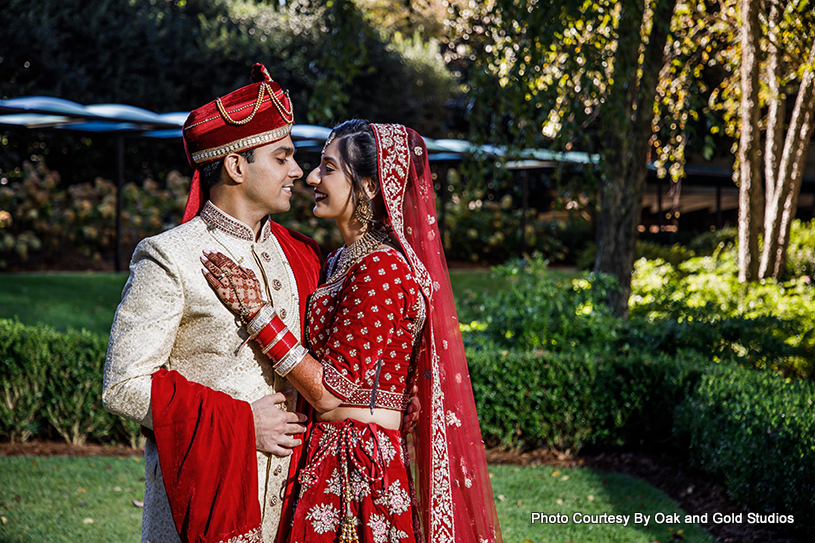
[0,0,456,134]
[412,162,593,266]
[460,255,621,351]
[635,240,696,267]
[0,319,49,442]
[784,219,815,280]
[685,226,737,255]
[469,348,710,451]
[0,0,458,206]
[442,193,561,263]
[675,365,815,536]
[44,328,113,446]
[629,239,815,377]
[0,319,117,446]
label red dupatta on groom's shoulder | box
[151,368,262,543]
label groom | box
[103,63,322,543]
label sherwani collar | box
[200,200,272,243]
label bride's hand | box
[200,250,267,321]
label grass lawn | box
[0,269,717,542]
[0,456,715,543]
[0,455,144,543]
[491,464,715,543]
[0,270,498,336]
[449,267,499,304]
[0,272,128,336]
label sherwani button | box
[272,279,282,290]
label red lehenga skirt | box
[285,418,422,543]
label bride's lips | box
[314,189,327,202]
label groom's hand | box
[251,391,307,456]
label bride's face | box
[306,140,355,223]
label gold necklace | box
[327,228,390,284]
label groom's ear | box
[222,152,246,185]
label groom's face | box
[241,136,303,215]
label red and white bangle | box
[255,313,307,376]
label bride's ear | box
[362,178,379,201]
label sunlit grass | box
[0,455,144,543]
[0,272,128,336]
[0,456,715,543]
[0,269,500,336]
[490,464,715,543]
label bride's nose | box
[306,167,320,186]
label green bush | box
[0,319,49,442]
[439,176,594,265]
[460,255,622,352]
[468,347,711,451]
[44,327,113,445]
[0,319,117,445]
[675,365,815,536]
[630,246,815,378]
[635,240,696,266]
[785,219,815,280]
[0,160,188,268]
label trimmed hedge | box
[469,347,813,538]
[675,365,815,535]
[0,319,139,446]
[2,318,812,535]
[468,348,711,451]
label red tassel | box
[182,170,204,223]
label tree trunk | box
[760,36,815,278]
[763,2,784,227]
[594,0,677,318]
[736,0,762,282]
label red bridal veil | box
[371,123,502,543]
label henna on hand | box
[200,250,267,320]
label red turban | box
[181,63,295,222]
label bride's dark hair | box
[329,119,386,222]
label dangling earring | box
[354,192,374,225]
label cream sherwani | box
[103,202,303,543]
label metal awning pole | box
[115,135,124,272]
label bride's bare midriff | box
[316,406,401,430]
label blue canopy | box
[0,96,597,165]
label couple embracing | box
[103,63,501,543]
